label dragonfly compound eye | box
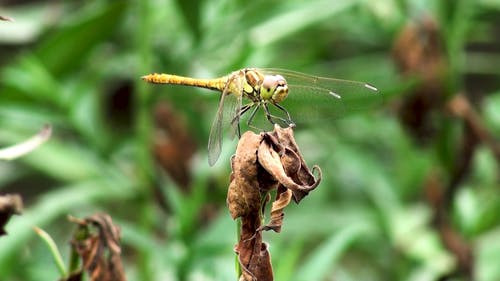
[261,75,288,102]
[271,75,288,103]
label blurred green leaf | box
[484,92,500,131]
[273,239,305,281]
[292,223,371,281]
[250,0,358,47]
[34,1,128,75]
[477,228,500,281]
[1,54,62,106]
[174,0,201,40]
[0,129,104,181]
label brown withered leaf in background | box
[423,171,474,279]
[394,18,481,278]
[392,16,448,144]
[0,194,23,236]
[69,213,126,281]
[229,125,321,280]
[153,102,197,189]
[448,94,500,164]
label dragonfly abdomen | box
[141,73,227,92]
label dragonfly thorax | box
[241,69,289,104]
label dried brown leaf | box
[70,213,126,281]
[229,125,321,280]
[235,215,273,281]
[227,131,265,219]
[258,186,292,233]
[259,126,322,202]
[0,194,23,236]
[275,127,321,189]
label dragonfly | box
[141,68,379,166]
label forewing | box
[226,73,244,139]
[207,72,243,166]
[260,68,381,123]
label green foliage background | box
[0,0,499,280]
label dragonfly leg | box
[246,105,259,126]
[240,104,268,133]
[272,102,294,125]
[231,104,253,126]
[231,103,253,137]
[262,103,275,124]
[263,103,292,125]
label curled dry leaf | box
[69,213,126,281]
[260,126,322,202]
[0,194,23,236]
[257,186,292,233]
[228,125,321,281]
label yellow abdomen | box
[141,73,227,92]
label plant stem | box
[134,0,155,280]
[33,227,67,278]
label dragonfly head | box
[260,75,288,103]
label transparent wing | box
[260,68,381,123]
[227,74,245,140]
[207,72,243,166]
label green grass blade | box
[292,223,370,281]
[33,227,67,278]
